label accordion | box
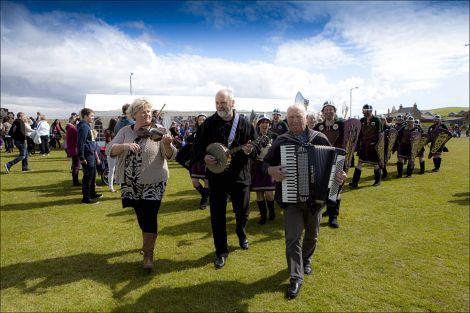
[280,144,346,205]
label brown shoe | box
[142,232,157,271]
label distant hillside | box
[423,107,468,116]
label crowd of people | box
[1,89,458,300]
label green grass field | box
[1,139,469,312]
[424,107,467,116]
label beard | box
[217,109,232,120]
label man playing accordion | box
[263,104,347,300]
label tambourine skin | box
[206,143,229,173]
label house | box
[387,103,422,120]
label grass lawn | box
[1,138,469,312]
[424,107,467,116]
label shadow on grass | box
[1,169,64,175]
[112,269,287,312]
[0,249,217,300]
[2,181,80,193]
[1,181,114,211]
[449,192,470,206]
[105,197,209,218]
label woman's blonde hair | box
[127,98,153,119]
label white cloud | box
[275,37,357,71]
[1,1,468,119]
[269,1,469,116]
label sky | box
[1,0,469,118]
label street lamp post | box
[129,72,134,95]
[349,86,358,118]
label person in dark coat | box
[193,89,258,270]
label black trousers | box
[40,135,50,154]
[208,174,250,257]
[82,155,96,201]
[132,200,161,234]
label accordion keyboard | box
[280,145,298,203]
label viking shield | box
[249,110,257,128]
[410,131,422,161]
[342,118,361,173]
[417,133,429,153]
[375,132,385,168]
[385,128,398,163]
[428,128,452,159]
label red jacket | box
[65,123,78,156]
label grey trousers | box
[284,203,322,283]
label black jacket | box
[10,119,26,141]
[193,111,258,184]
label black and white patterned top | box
[121,137,166,201]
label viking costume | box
[396,117,420,177]
[251,117,278,224]
[349,104,383,188]
[314,101,345,228]
[427,116,449,172]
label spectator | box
[114,103,135,135]
[4,112,31,173]
[50,119,66,149]
[66,116,81,186]
[77,108,101,204]
[2,116,13,153]
[36,115,50,156]
[104,118,118,192]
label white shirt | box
[36,120,50,136]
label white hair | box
[216,88,235,101]
[287,103,307,116]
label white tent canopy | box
[85,93,295,129]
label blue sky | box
[1,1,469,118]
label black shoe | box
[381,169,388,179]
[82,198,99,204]
[372,181,381,186]
[285,281,302,299]
[432,168,439,172]
[329,216,339,228]
[214,256,226,269]
[322,210,329,217]
[239,239,249,250]
[304,264,312,275]
[348,182,358,188]
[199,197,208,210]
[258,218,266,225]
[91,193,103,199]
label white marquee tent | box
[85,93,294,128]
